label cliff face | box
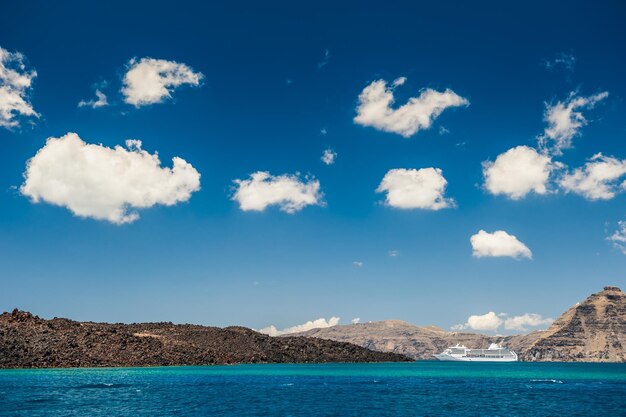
[0,310,410,369]
[517,286,625,362]
[297,287,626,362]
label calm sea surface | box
[1,362,625,416]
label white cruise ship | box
[434,343,518,362]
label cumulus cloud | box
[463,312,503,331]
[21,133,200,224]
[354,77,469,137]
[559,153,626,200]
[504,313,553,331]
[376,168,454,210]
[122,57,203,107]
[608,221,626,255]
[538,91,608,155]
[321,148,337,165]
[0,46,39,128]
[453,312,552,332]
[483,146,553,199]
[351,318,361,324]
[259,316,340,336]
[78,89,108,109]
[470,230,532,259]
[232,171,323,213]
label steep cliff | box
[518,286,625,362]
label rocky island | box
[0,311,410,368]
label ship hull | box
[434,353,518,362]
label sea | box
[1,362,625,416]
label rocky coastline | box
[0,310,410,369]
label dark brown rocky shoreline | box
[0,310,411,369]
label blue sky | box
[0,1,625,334]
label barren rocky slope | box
[519,286,625,361]
[297,287,626,362]
[299,320,496,360]
[0,310,410,368]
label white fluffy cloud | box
[453,312,552,333]
[538,92,608,155]
[78,89,108,109]
[321,148,337,165]
[504,313,553,331]
[122,57,203,107]
[559,153,626,200]
[483,146,553,199]
[470,230,532,259]
[465,312,503,331]
[376,168,454,210]
[259,316,340,336]
[0,46,39,128]
[21,133,201,224]
[354,77,469,137]
[608,221,626,255]
[232,171,323,213]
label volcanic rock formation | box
[0,310,411,368]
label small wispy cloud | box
[544,52,576,72]
[0,45,39,129]
[321,148,337,165]
[353,261,364,267]
[388,250,399,257]
[538,91,608,156]
[452,312,552,333]
[559,153,626,201]
[78,89,109,109]
[317,49,330,69]
[608,221,626,254]
[259,316,340,336]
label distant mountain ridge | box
[295,286,626,362]
[0,310,410,369]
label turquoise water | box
[1,362,625,416]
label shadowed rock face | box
[0,310,411,369]
[295,287,626,363]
